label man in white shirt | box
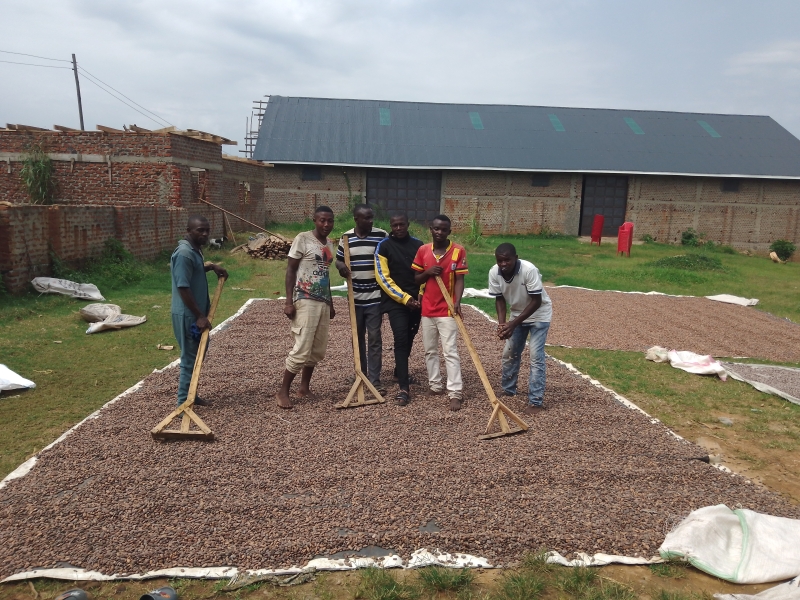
[488,243,553,416]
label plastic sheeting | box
[722,364,800,407]
[660,505,800,584]
[0,364,35,392]
[31,278,105,301]
[646,347,728,380]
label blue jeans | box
[501,321,550,407]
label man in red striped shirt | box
[412,215,468,411]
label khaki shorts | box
[285,299,330,373]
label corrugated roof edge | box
[265,160,800,180]
[266,95,771,120]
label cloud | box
[728,40,800,79]
[3,1,800,143]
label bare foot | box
[523,404,544,416]
[297,387,312,398]
[276,391,293,409]
[449,397,462,411]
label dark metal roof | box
[254,96,800,179]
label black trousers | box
[386,306,422,390]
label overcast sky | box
[3,1,800,152]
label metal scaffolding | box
[240,96,269,159]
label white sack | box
[706,294,759,307]
[645,346,670,362]
[660,505,800,584]
[31,278,105,301]
[86,314,146,334]
[0,364,35,392]
[715,577,800,600]
[79,304,121,323]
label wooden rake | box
[336,236,386,409]
[433,276,529,440]
[151,276,227,440]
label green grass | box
[646,254,724,271]
[556,568,599,598]
[418,567,475,592]
[355,568,419,600]
[648,562,687,579]
[494,571,545,600]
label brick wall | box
[263,166,363,222]
[0,131,269,225]
[0,203,223,292]
[626,175,800,249]
[441,171,581,235]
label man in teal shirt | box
[171,215,227,406]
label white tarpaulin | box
[461,286,759,306]
[31,278,105,301]
[0,364,35,392]
[715,577,800,600]
[705,294,759,307]
[660,505,800,584]
[646,346,728,380]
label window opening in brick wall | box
[302,166,322,181]
[469,112,484,130]
[239,181,251,203]
[548,114,565,132]
[531,173,551,187]
[624,117,645,135]
[697,120,721,138]
[379,108,391,126]
[721,178,740,192]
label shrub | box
[20,143,56,205]
[770,239,796,262]
[681,228,699,246]
[640,234,656,244]
[648,254,724,271]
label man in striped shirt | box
[336,204,388,392]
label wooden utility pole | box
[71,54,85,131]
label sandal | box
[395,390,411,406]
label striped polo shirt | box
[336,228,388,306]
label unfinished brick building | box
[0,124,270,292]
[253,96,800,250]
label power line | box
[0,49,71,62]
[78,65,175,127]
[78,75,171,128]
[0,59,71,69]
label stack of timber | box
[242,233,292,260]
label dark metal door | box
[580,176,629,236]
[366,169,442,223]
